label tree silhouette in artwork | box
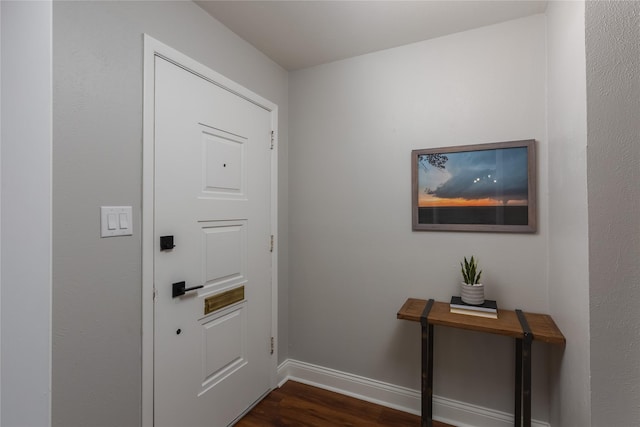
[418,153,448,171]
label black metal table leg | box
[516,309,533,427]
[420,299,434,427]
[522,334,532,427]
[515,338,523,427]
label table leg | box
[421,320,433,427]
[522,334,532,427]
[515,309,533,427]
[419,299,435,427]
[515,339,522,427]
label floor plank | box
[236,381,454,427]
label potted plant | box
[460,256,484,305]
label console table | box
[397,298,565,427]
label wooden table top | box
[397,298,565,345]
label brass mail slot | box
[204,286,245,315]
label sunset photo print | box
[411,140,536,232]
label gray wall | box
[46,1,640,425]
[546,2,591,425]
[52,2,288,426]
[1,1,52,425]
[586,1,640,426]
[289,15,551,421]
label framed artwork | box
[411,139,536,233]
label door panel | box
[202,222,245,286]
[203,131,245,194]
[200,305,247,394]
[154,56,272,427]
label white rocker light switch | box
[101,206,133,237]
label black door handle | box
[172,281,203,298]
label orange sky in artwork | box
[419,196,528,207]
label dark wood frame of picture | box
[411,139,536,233]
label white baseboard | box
[277,359,550,427]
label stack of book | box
[450,296,498,319]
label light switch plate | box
[101,206,133,237]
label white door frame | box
[142,34,278,427]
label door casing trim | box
[142,34,278,427]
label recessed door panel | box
[202,222,246,286]
[201,305,247,394]
[202,130,245,196]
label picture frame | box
[411,139,536,233]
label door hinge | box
[270,235,274,253]
[270,130,275,150]
[153,287,158,303]
[270,337,275,355]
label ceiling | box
[196,1,548,71]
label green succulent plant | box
[460,256,482,285]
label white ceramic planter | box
[461,283,485,305]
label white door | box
[153,56,273,427]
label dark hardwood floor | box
[236,381,454,427]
